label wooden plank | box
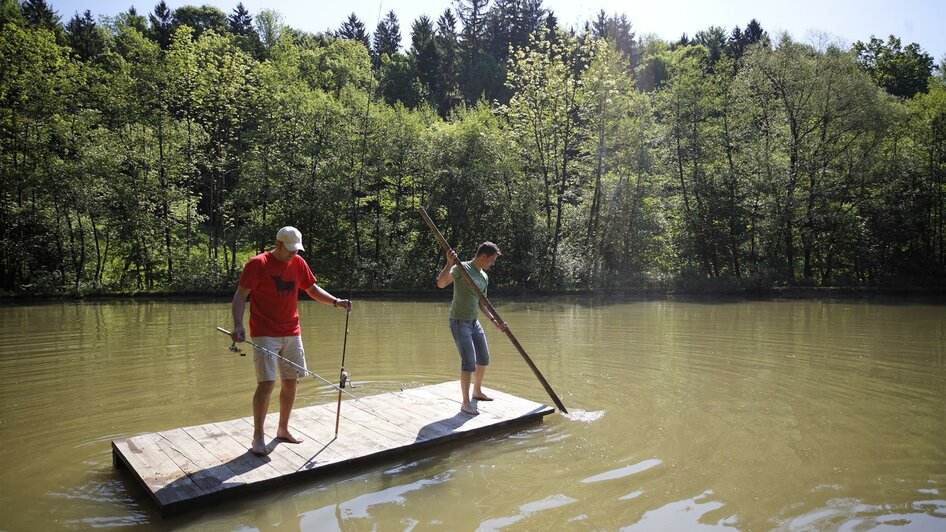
[210,418,299,478]
[399,387,518,432]
[333,399,419,445]
[357,389,484,441]
[354,393,457,440]
[347,393,437,432]
[113,381,554,516]
[423,383,554,418]
[112,433,204,507]
[292,404,396,457]
[151,429,245,495]
[231,415,349,474]
[181,421,283,485]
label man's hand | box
[231,324,246,342]
[334,299,353,311]
[447,249,459,266]
[491,318,507,332]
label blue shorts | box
[449,319,490,372]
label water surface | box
[0,297,944,530]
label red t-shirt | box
[239,251,317,337]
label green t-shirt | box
[449,261,488,320]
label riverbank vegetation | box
[1,0,944,295]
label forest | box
[1,0,944,295]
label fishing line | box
[217,327,396,424]
[217,327,356,399]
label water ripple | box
[476,494,578,531]
[562,409,606,423]
[581,459,663,484]
[622,490,737,530]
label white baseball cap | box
[276,226,304,251]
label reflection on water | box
[477,493,579,531]
[581,459,663,484]
[0,298,944,530]
[623,490,736,531]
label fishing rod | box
[418,206,569,413]
[334,307,353,437]
[216,327,357,400]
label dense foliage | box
[1,0,943,294]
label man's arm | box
[231,285,251,342]
[436,250,459,288]
[303,283,352,310]
[479,300,507,331]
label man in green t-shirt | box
[436,241,507,415]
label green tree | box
[736,36,895,283]
[315,36,373,97]
[726,19,768,62]
[505,27,587,284]
[117,23,194,288]
[588,11,635,68]
[655,44,730,278]
[377,52,424,107]
[147,0,172,49]
[0,0,23,27]
[580,38,651,285]
[408,15,437,106]
[194,30,258,273]
[20,0,59,32]
[635,36,671,91]
[456,0,490,104]
[795,47,889,282]
[434,9,460,115]
[694,25,727,65]
[227,2,262,58]
[65,10,106,61]
[337,12,369,48]
[0,23,75,290]
[172,4,227,37]
[900,78,946,274]
[854,35,934,99]
[372,10,401,65]
[114,6,147,36]
[425,103,526,286]
[227,2,252,35]
[253,8,283,56]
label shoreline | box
[3,285,946,304]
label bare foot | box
[276,431,304,444]
[460,403,479,415]
[250,437,270,456]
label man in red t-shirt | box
[230,226,352,456]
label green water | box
[0,298,944,530]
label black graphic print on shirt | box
[271,275,296,296]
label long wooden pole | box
[418,207,568,413]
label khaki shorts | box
[252,336,307,382]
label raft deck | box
[112,381,555,516]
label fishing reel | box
[229,342,246,356]
[339,369,355,389]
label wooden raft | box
[112,381,554,516]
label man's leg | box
[451,320,479,414]
[276,378,303,443]
[472,364,492,400]
[460,370,473,409]
[471,321,492,401]
[252,381,275,455]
